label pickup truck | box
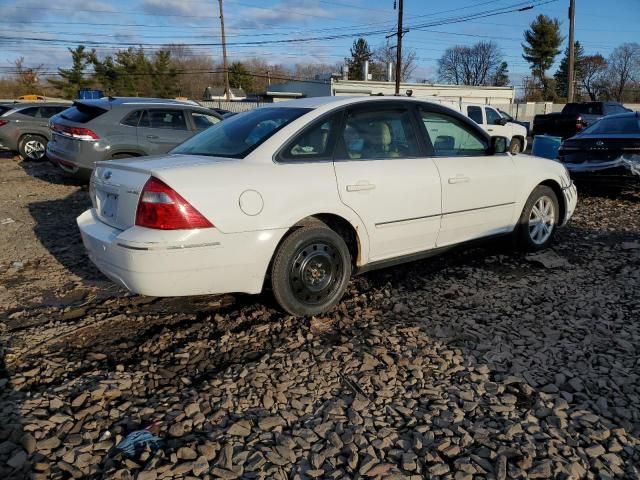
[532,102,632,139]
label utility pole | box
[218,0,231,101]
[567,0,576,102]
[394,0,404,95]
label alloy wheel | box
[24,140,46,160]
[528,195,556,245]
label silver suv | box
[46,97,222,179]
[0,102,71,160]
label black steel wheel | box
[271,226,351,316]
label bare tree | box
[12,57,44,94]
[604,43,640,102]
[163,44,219,99]
[373,41,417,81]
[580,54,608,101]
[437,41,504,86]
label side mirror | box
[494,117,508,126]
[490,136,508,155]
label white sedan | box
[78,96,577,316]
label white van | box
[462,103,528,154]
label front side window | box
[421,110,488,157]
[337,108,420,160]
[172,107,310,159]
[280,114,340,161]
[192,111,221,131]
[141,109,187,130]
[467,106,483,124]
[485,107,502,125]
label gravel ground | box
[1,154,639,479]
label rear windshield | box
[61,103,107,123]
[581,116,640,135]
[172,107,311,158]
[563,103,603,115]
[0,105,12,116]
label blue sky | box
[1,0,638,87]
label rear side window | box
[40,106,67,118]
[191,111,221,131]
[280,113,340,162]
[141,109,187,130]
[467,106,483,124]
[337,108,420,160]
[61,104,107,123]
[421,109,488,157]
[19,107,40,117]
[121,110,142,127]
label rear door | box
[136,108,192,155]
[417,105,517,246]
[332,103,442,262]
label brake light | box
[575,116,585,130]
[0,119,8,127]
[135,177,213,230]
[51,123,99,140]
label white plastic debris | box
[1,218,15,225]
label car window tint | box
[337,108,419,160]
[564,103,603,115]
[421,110,488,157]
[172,107,310,159]
[144,109,187,130]
[19,107,40,117]
[485,107,502,125]
[281,114,339,161]
[467,106,483,124]
[192,111,221,131]
[39,106,67,118]
[121,110,142,127]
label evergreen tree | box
[492,62,510,86]
[346,38,374,80]
[228,61,255,93]
[152,50,179,98]
[522,15,564,99]
[554,41,585,99]
[49,46,94,99]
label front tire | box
[271,226,352,316]
[517,185,559,251]
[19,135,48,161]
[509,137,522,154]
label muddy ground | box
[1,154,639,479]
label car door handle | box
[487,128,494,132]
[346,183,376,192]
[146,135,159,139]
[448,175,470,184]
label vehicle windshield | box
[563,103,603,115]
[580,116,640,135]
[498,109,513,122]
[172,107,311,158]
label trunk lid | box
[560,135,640,163]
[90,154,234,230]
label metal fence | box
[199,101,264,112]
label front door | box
[418,106,517,246]
[332,104,442,262]
[137,108,193,155]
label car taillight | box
[575,116,585,130]
[135,177,213,230]
[0,119,8,127]
[51,123,99,140]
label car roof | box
[74,97,202,109]
[271,95,456,110]
[11,102,70,107]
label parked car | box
[558,111,640,188]
[0,102,70,160]
[47,97,223,180]
[77,96,577,316]
[497,108,530,136]
[533,102,632,139]
[462,103,528,154]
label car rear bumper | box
[47,135,107,178]
[77,209,284,297]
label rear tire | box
[509,137,522,154]
[19,135,48,161]
[517,185,559,251]
[271,226,352,316]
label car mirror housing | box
[490,136,509,155]
[494,117,508,126]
